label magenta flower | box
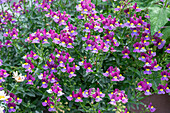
[5,40,12,47]
[0,59,3,66]
[148,103,156,112]
[15,97,22,104]
[92,88,105,102]
[41,78,48,88]
[67,66,76,78]
[26,74,35,85]
[165,44,170,53]
[84,62,93,73]
[160,70,169,81]
[143,66,153,75]
[157,39,166,49]
[157,84,165,94]
[152,59,162,71]
[166,63,170,70]
[133,3,141,12]
[122,49,130,59]
[133,42,141,53]
[138,52,149,62]
[41,3,50,12]
[8,103,16,112]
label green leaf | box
[149,7,169,35]
[26,92,35,97]
[162,26,170,40]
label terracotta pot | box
[131,94,170,113]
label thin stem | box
[80,102,87,112]
[164,0,168,8]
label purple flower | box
[148,103,156,112]
[84,62,93,73]
[165,44,170,53]
[136,81,145,91]
[166,63,170,70]
[41,79,48,88]
[133,42,141,53]
[26,74,35,85]
[165,84,170,93]
[67,94,73,101]
[157,84,165,94]
[157,39,166,49]
[161,70,169,81]
[143,66,152,75]
[67,66,76,78]
[92,88,105,102]
[144,89,152,95]
[0,59,3,66]
[65,53,74,62]
[48,106,56,112]
[131,29,139,37]
[43,64,48,69]
[115,6,121,11]
[103,71,109,77]
[5,40,12,47]
[138,53,149,62]
[109,98,116,105]
[75,97,83,102]
[50,67,57,73]
[133,3,141,12]
[42,100,47,106]
[122,49,130,59]
[0,84,4,90]
[82,90,89,98]
[147,50,156,57]
[15,97,22,104]
[8,103,16,112]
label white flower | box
[0,106,4,113]
[13,71,25,82]
[0,90,10,100]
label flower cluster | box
[3,28,19,39]
[45,10,71,26]
[4,93,22,113]
[67,88,105,103]
[136,79,152,95]
[157,84,170,94]
[103,66,125,81]
[0,69,9,83]
[108,89,128,105]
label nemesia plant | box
[0,0,170,112]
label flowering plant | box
[0,0,170,112]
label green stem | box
[80,102,87,112]
[164,0,168,8]
[8,82,17,95]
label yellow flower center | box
[0,95,5,99]
[163,75,166,77]
[86,27,89,29]
[88,44,91,47]
[146,69,150,71]
[77,97,81,99]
